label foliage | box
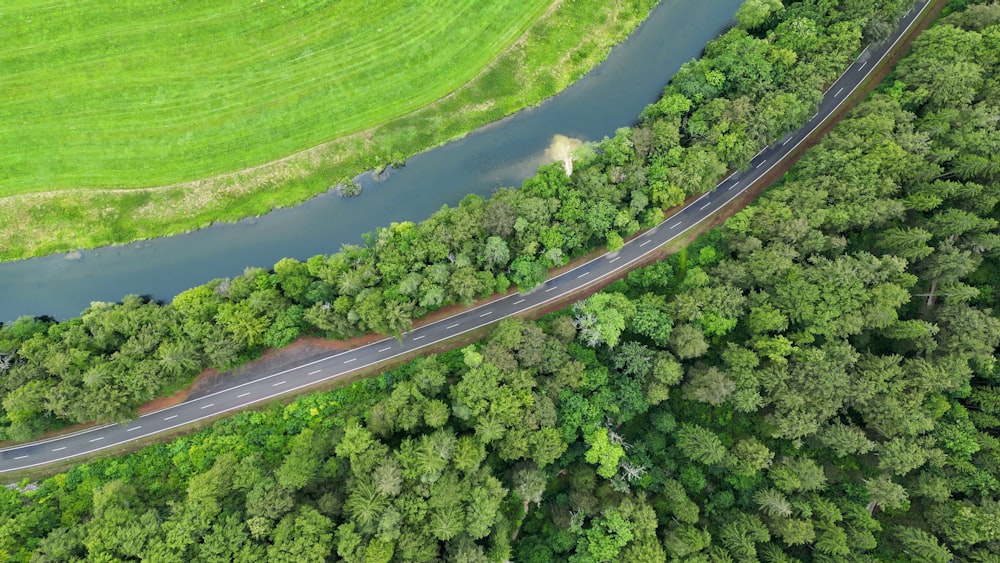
[0,0,881,440]
[10,3,1000,563]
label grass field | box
[0,0,656,260]
[2,0,550,192]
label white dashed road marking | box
[52,447,66,452]
[309,369,321,375]
[127,426,142,432]
[609,256,621,263]
[378,347,392,352]
[14,455,27,460]
[237,392,251,398]
[89,437,104,442]
[344,357,358,363]
[164,415,177,421]
[578,271,590,278]
[545,286,558,292]
[201,403,215,409]
[480,311,493,317]
[272,381,286,387]
[639,240,652,247]
[512,299,526,305]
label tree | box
[669,324,709,359]
[682,365,735,406]
[897,25,985,109]
[513,466,547,511]
[866,475,909,512]
[508,256,547,292]
[480,236,510,270]
[267,506,334,563]
[157,338,201,380]
[736,0,784,30]
[727,437,774,476]
[894,526,954,563]
[573,293,636,349]
[676,424,727,466]
[754,488,792,519]
[276,428,330,490]
[662,479,700,524]
[584,428,626,479]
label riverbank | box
[0,0,743,322]
[0,0,655,262]
[0,0,943,463]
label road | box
[0,0,930,474]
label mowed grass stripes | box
[0,0,550,194]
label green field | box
[0,0,654,261]
[1,0,550,193]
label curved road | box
[0,0,930,474]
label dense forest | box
[2,1,999,561]
[0,0,918,440]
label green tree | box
[573,292,636,349]
[736,0,784,30]
[676,424,727,466]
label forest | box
[2,1,998,561]
[0,0,917,441]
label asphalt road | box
[0,0,930,474]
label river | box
[0,0,742,321]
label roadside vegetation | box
[0,0,657,261]
[3,2,999,559]
[0,0,906,443]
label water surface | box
[0,0,741,321]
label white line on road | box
[14,455,27,460]
[3,1,933,474]
[52,447,65,452]
[480,311,493,317]
[859,60,867,71]
[728,184,738,191]
[639,240,652,247]
[755,160,766,168]
[545,286,558,292]
[578,271,590,278]
[164,415,177,421]
[700,202,712,211]
[670,222,683,229]
[126,426,142,432]
[412,335,425,341]
[512,299,526,305]
[309,369,321,375]
[89,437,104,442]
[237,392,251,398]
[201,404,215,409]
[835,87,844,97]
[344,357,359,363]
[446,324,461,330]
[783,136,794,146]
[609,256,621,263]
[272,381,286,387]
[378,347,392,352]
